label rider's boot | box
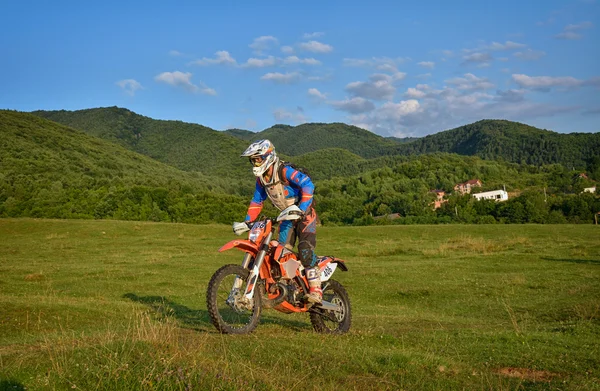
[306,267,322,304]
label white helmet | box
[241,139,278,176]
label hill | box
[223,128,256,141]
[2,110,597,225]
[33,108,600,173]
[390,119,600,169]
[246,123,398,158]
[385,136,420,143]
[32,107,252,178]
[0,110,249,222]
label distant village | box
[430,174,596,210]
[372,174,597,222]
[430,179,508,210]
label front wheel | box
[206,264,262,334]
[309,279,351,334]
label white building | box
[472,190,508,202]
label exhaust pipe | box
[262,282,288,308]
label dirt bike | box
[206,205,351,334]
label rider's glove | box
[233,221,250,235]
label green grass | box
[1,219,599,390]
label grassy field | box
[0,219,599,390]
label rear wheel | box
[309,279,351,334]
[206,264,262,334]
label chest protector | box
[259,161,297,211]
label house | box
[472,190,508,202]
[430,190,446,199]
[430,189,447,209]
[453,179,482,195]
[583,187,596,194]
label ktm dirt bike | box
[206,206,351,334]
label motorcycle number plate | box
[320,263,337,282]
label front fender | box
[219,239,259,255]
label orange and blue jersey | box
[244,165,315,222]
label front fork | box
[229,232,273,309]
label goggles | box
[249,156,265,167]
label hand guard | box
[277,205,304,222]
[232,222,250,235]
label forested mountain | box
[0,110,249,222]
[224,128,256,141]
[2,110,598,225]
[246,123,398,158]
[390,120,600,169]
[32,107,251,178]
[386,136,420,144]
[33,107,599,173]
[312,153,598,225]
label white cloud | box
[513,49,546,60]
[308,88,327,100]
[303,32,324,39]
[462,52,492,65]
[555,21,593,39]
[512,73,600,90]
[418,61,435,69]
[154,71,216,95]
[343,58,370,67]
[281,46,294,54]
[116,79,143,96]
[494,89,527,103]
[283,56,321,65]
[242,56,278,68]
[260,72,301,84]
[249,36,279,54]
[444,91,494,108]
[376,100,421,121]
[238,55,323,68]
[351,78,585,137]
[404,87,427,99]
[190,50,237,66]
[307,73,333,82]
[565,21,594,30]
[463,41,526,54]
[555,31,583,40]
[446,73,495,91]
[273,107,308,124]
[329,97,376,114]
[345,73,405,101]
[299,40,333,53]
[487,41,527,50]
[343,56,409,73]
[347,100,421,136]
[169,50,183,57]
[336,78,585,137]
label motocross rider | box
[233,139,322,304]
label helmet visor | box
[249,156,265,167]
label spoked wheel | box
[206,264,262,334]
[309,279,351,334]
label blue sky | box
[1,0,599,137]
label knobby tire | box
[206,264,262,334]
